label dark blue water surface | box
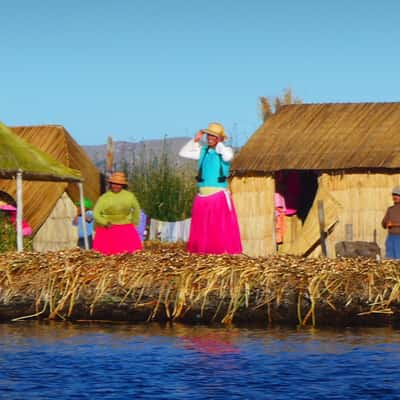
[1,322,400,399]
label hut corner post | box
[318,200,328,257]
[78,182,89,250]
[16,170,23,252]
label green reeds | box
[122,137,196,221]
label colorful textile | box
[276,171,301,215]
[187,190,242,254]
[149,218,191,242]
[1,208,32,236]
[274,192,287,216]
[274,193,287,244]
[93,224,142,255]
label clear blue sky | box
[1,0,399,147]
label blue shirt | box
[74,210,94,238]
[197,146,230,189]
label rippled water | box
[1,322,400,399]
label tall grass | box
[123,137,197,221]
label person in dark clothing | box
[382,186,400,259]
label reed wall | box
[231,175,275,257]
[320,172,400,258]
[33,193,78,252]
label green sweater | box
[93,189,141,227]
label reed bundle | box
[1,242,400,327]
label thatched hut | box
[231,102,400,258]
[0,125,102,251]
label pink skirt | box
[93,224,143,255]
[187,190,242,255]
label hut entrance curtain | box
[283,186,342,256]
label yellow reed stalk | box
[89,274,110,315]
[172,272,193,319]
[385,281,400,306]
[49,269,81,319]
[148,281,166,321]
[297,290,303,325]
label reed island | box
[1,242,400,327]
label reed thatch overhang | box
[231,102,400,174]
[0,123,101,233]
[9,124,102,203]
[0,122,82,182]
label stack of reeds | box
[1,241,400,327]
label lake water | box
[1,322,400,399]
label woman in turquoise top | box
[92,171,142,255]
[179,122,242,254]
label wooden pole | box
[106,136,114,178]
[16,171,23,252]
[318,200,327,257]
[78,182,89,250]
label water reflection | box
[1,322,400,399]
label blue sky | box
[1,0,399,147]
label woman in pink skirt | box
[93,172,142,255]
[179,122,242,255]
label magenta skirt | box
[93,224,143,255]
[187,190,242,255]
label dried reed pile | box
[1,242,400,327]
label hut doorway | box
[274,170,318,250]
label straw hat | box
[202,122,228,139]
[108,171,128,185]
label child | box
[73,198,94,249]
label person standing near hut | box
[72,198,94,249]
[93,171,142,255]
[179,122,242,254]
[382,186,400,259]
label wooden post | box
[16,171,23,252]
[318,200,327,257]
[78,182,89,250]
[106,136,114,178]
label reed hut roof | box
[232,102,400,173]
[0,122,82,182]
[0,124,101,233]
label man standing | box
[382,186,400,259]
